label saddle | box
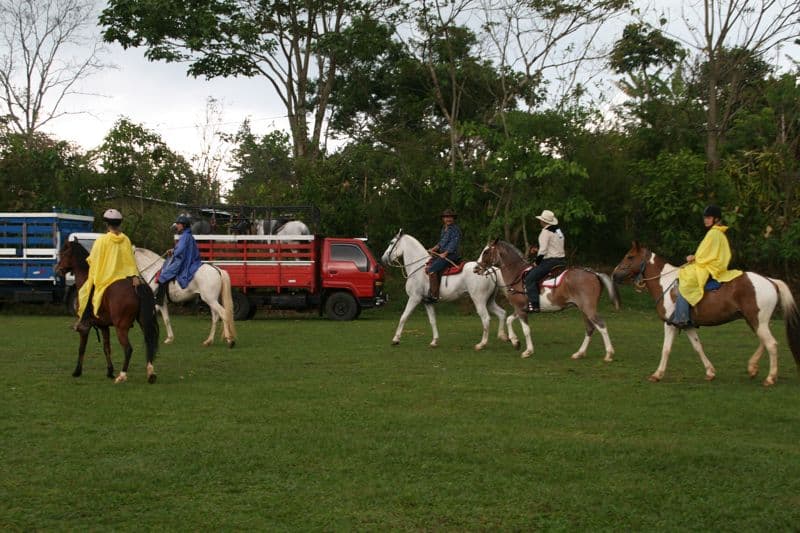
[523,265,568,290]
[426,259,466,276]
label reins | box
[136,249,170,284]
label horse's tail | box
[136,282,160,362]
[220,269,237,340]
[594,271,621,311]
[772,278,800,370]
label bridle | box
[475,243,526,291]
[382,231,430,279]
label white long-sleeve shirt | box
[537,226,565,259]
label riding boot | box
[526,290,540,313]
[154,281,168,304]
[424,272,441,303]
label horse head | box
[474,238,500,274]
[381,229,404,266]
[56,240,89,277]
[612,241,648,284]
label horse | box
[612,241,800,386]
[380,230,508,349]
[134,247,237,348]
[55,240,160,384]
[475,239,619,360]
[253,219,311,236]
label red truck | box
[194,233,386,320]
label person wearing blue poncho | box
[154,214,202,303]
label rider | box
[154,214,202,304]
[424,208,462,303]
[525,209,566,313]
[670,205,743,328]
[74,208,140,331]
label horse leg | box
[747,343,765,379]
[755,323,779,387]
[391,297,421,345]
[72,330,90,377]
[424,303,440,347]
[570,316,594,360]
[157,303,175,344]
[684,329,716,381]
[516,311,534,358]
[506,315,519,349]
[650,324,679,382]
[101,326,115,379]
[113,327,133,384]
[488,299,508,341]
[203,301,222,346]
[469,297,491,351]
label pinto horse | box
[475,239,619,360]
[56,240,160,384]
[380,230,508,349]
[135,247,236,348]
[613,242,800,386]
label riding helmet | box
[703,205,722,219]
[103,208,123,224]
[175,214,192,226]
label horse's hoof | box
[511,341,520,349]
[603,356,614,363]
[521,351,532,358]
[762,376,776,387]
[648,374,661,382]
[114,373,128,384]
[202,340,213,347]
[72,370,82,378]
[148,374,157,384]
[704,373,716,381]
[570,352,585,360]
[391,339,400,346]
[164,338,174,345]
[748,366,759,378]
[474,344,485,351]
[227,340,236,349]
[429,341,438,348]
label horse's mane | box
[134,247,160,261]
[497,240,526,262]
[71,240,90,268]
[401,233,425,251]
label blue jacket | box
[437,224,462,257]
[158,229,202,288]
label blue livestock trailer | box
[0,211,95,304]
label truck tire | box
[232,291,252,321]
[324,292,359,321]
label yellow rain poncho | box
[678,225,743,306]
[77,231,139,318]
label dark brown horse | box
[613,242,800,386]
[476,239,619,360]
[56,240,160,383]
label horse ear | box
[491,238,499,245]
[632,240,640,251]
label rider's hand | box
[686,254,695,263]
[166,249,174,257]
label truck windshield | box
[331,244,369,272]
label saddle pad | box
[442,261,466,276]
[540,270,568,289]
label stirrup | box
[525,303,540,313]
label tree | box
[659,0,800,170]
[100,0,395,161]
[0,0,107,136]
[93,117,202,204]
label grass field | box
[2,284,800,530]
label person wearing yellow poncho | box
[76,209,140,324]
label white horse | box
[253,219,311,236]
[134,247,237,348]
[381,230,508,349]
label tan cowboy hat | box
[535,209,558,225]
[440,208,457,218]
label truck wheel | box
[232,291,252,321]
[325,292,359,321]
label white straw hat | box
[535,209,558,225]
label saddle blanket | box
[441,261,466,276]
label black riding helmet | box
[703,205,722,219]
[175,214,192,226]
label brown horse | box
[612,242,800,386]
[56,239,160,384]
[476,239,619,360]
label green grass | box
[2,284,800,531]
